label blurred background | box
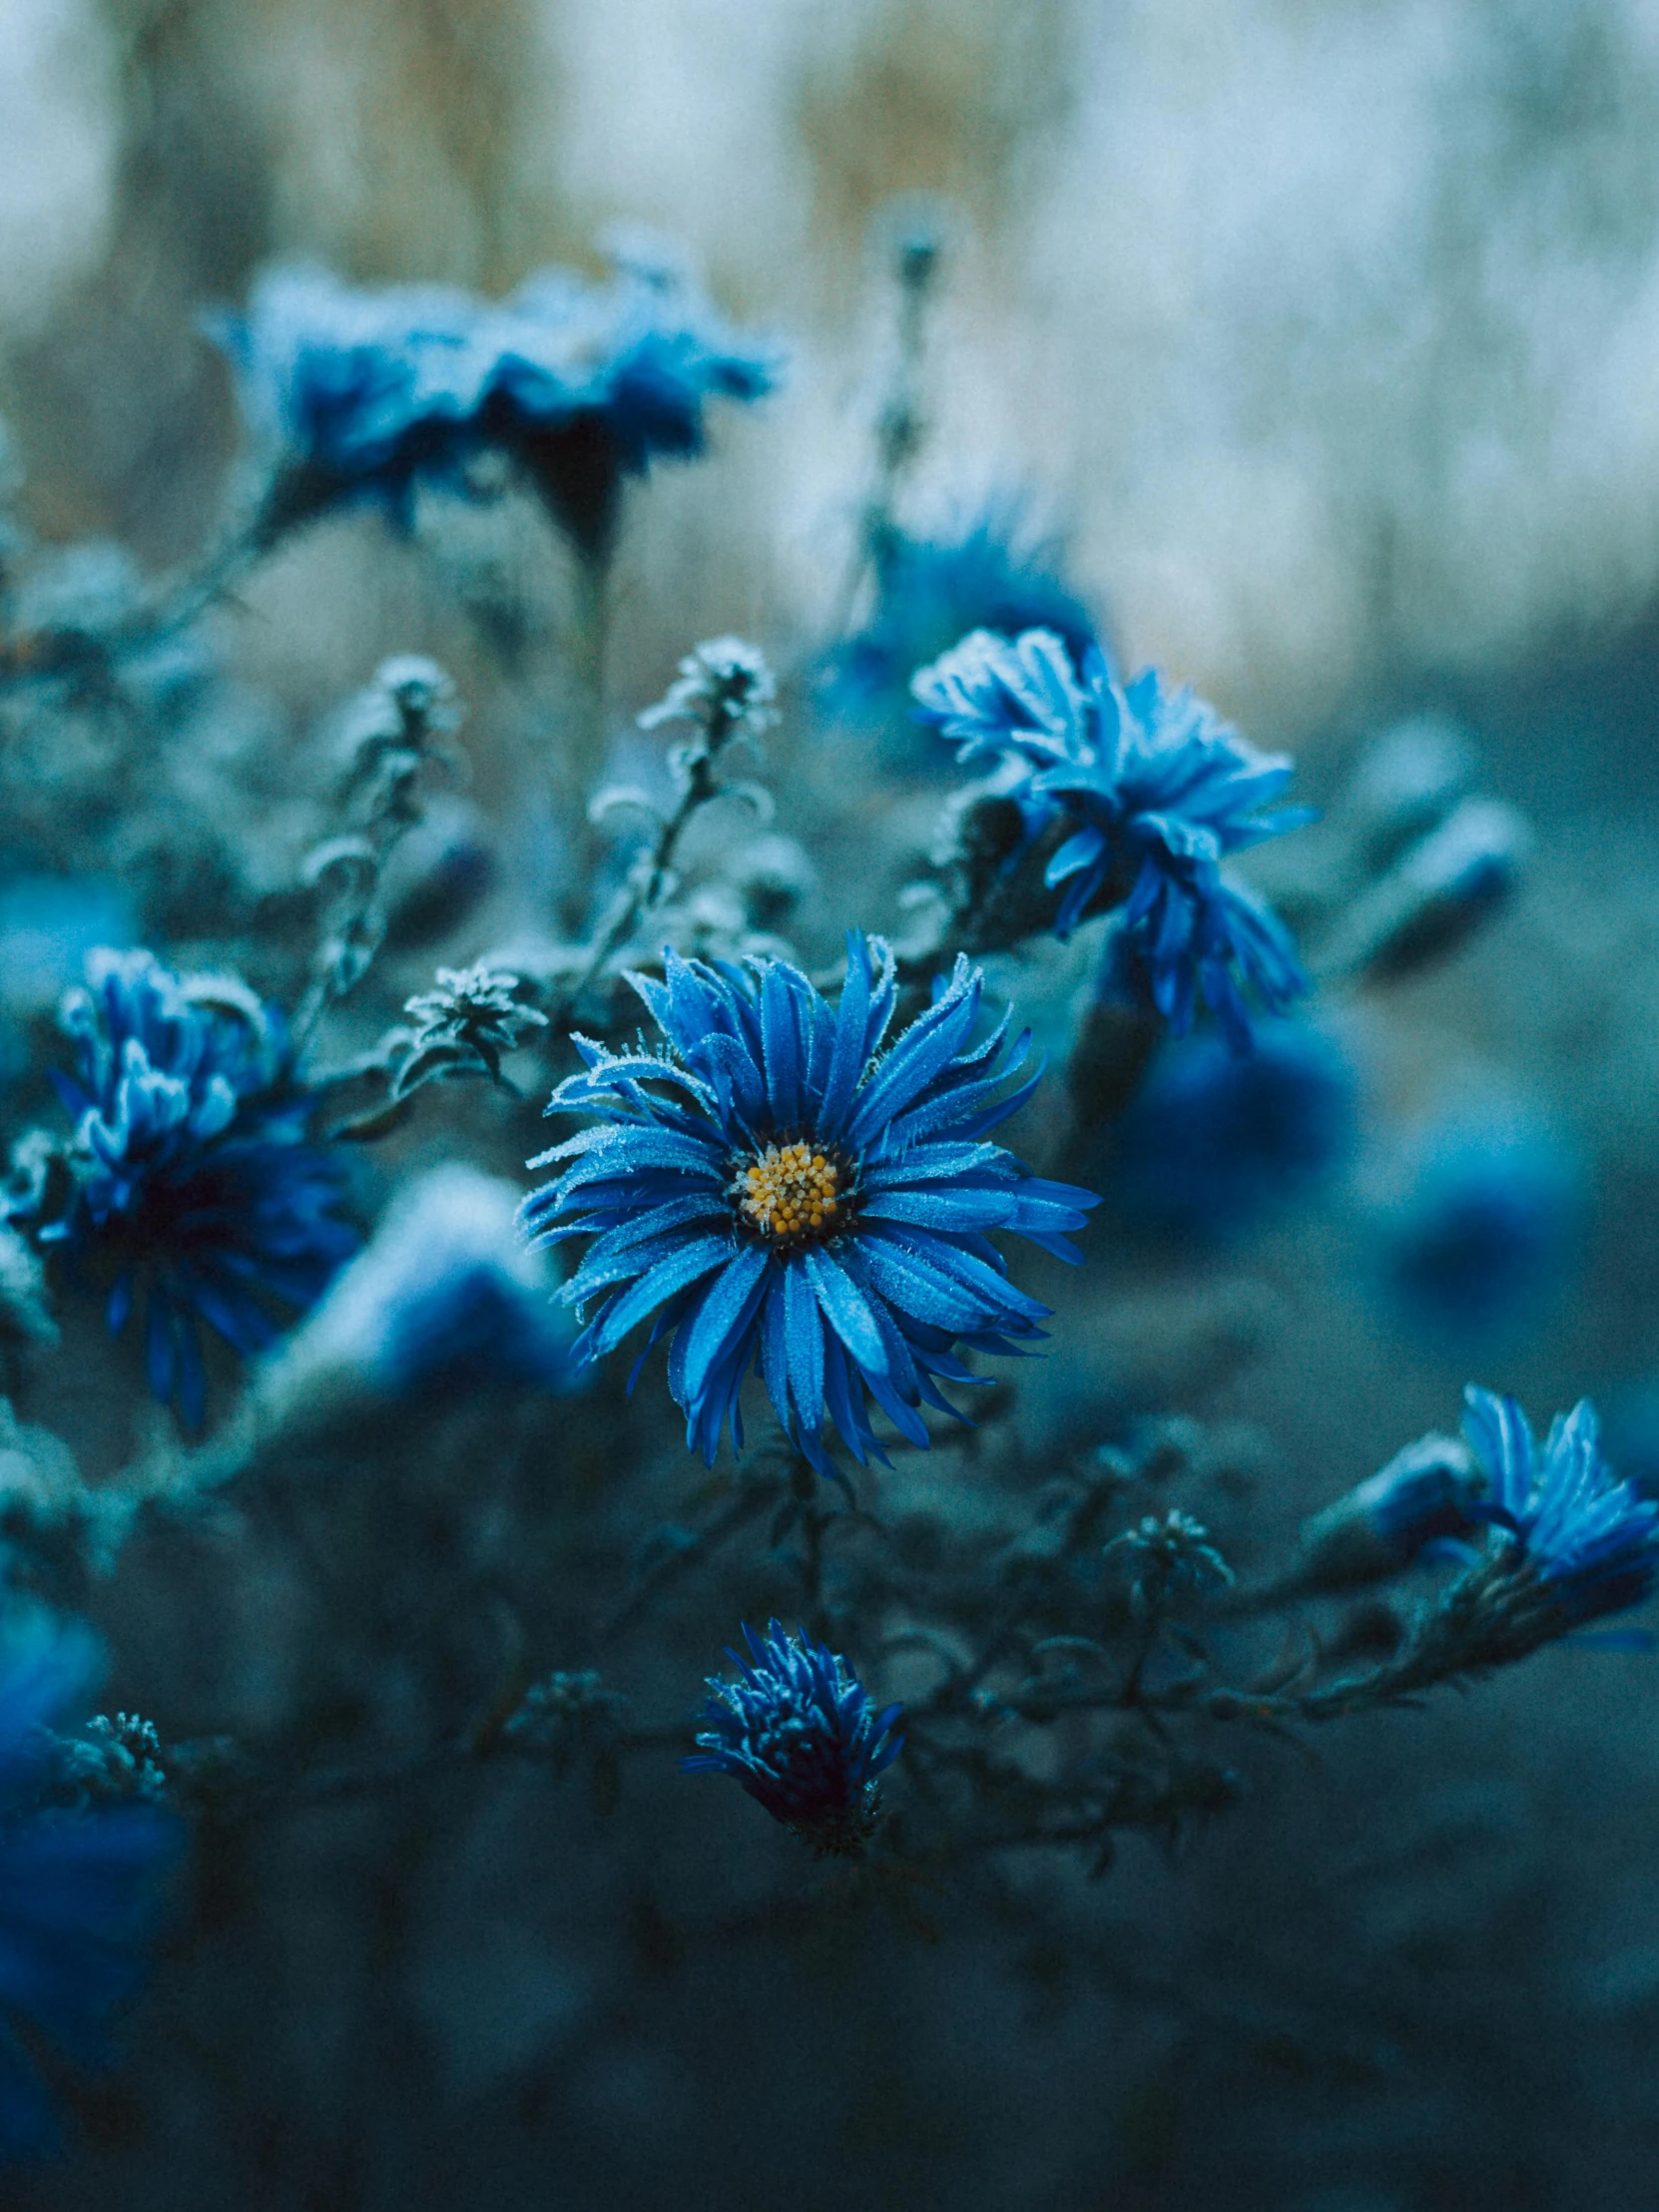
[6,0,1659,2206]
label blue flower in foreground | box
[912,628,1312,1046]
[215,240,779,557]
[519,935,1098,1473]
[1462,1384,1659,1625]
[683,1620,902,1855]
[33,951,356,1425]
[0,1613,175,2160]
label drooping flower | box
[0,1611,176,2160]
[911,628,1312,1045]
[519,935,1098,1473]
[214,240,780,557]
[683,1620,902,1855]
[1462,1384,1659,1626]
[25,951,356,1424]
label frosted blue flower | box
[683,1619,902,1855]
[911,628,1312,1045]
[33,952,356,1425]
[216,244,779,556]
[1463,1385,1659,1625]
[827,508,1095,748]
[519,934,1098,1473]
[0,1612,175,2160]
[497,245,780,557]
[210,266,489,531]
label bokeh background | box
[6,1,1659,2206]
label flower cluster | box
[1462,1385,1659,1629]
[684,1620,902,1856]
[214,239,780,557]
[25,951,356,1424]
[0,1613,175,2160]
[520,935,1098,1473]
[911,627,1312,1046]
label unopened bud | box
[1322,799,1530,982]
[1294,1432,1482,1591]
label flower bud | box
[1294,1433,1482,1591]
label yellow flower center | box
[734,1140,843,1248]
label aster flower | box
[1462,1385,1659,1628]
[826,506,1096,747]
[911,628,1312,1045]
[28,951,357,1425]
[215,242,780,558]
[1110,1020,1354,1238]
[683,1620,902,1856]
[496,244,781,559]
[519,935,1098,1472]
[209,266,489,535]
[0,1611,175,2160]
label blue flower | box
[33,951,357,1425]
[210,266,489,532]
[1109,1019,1354,1238]
[0,1612,175,2160]
[683,1619,902,1855]
[496,244,780,557]
[519,935,1098,1474]
[826,507,1096,752]
[215,241,780,557]
[911,628,1312,1045]
[1462,1385,1659,1625]
[1379,1112,1574,1341]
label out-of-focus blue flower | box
[1109,1019,1355,1238]
[0,1610,175,2161]
[214,241,780,556]
[268,1165,577,1414]
[1378,1111,1574,1341]
[911,628,1311,1045]
[683,1619,902,1854]
[498,242,780,557]
[826,509,1096,753]
[32,951,356,1425]
[1463,1385,1659,1625]
[519,934,1098,1473]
